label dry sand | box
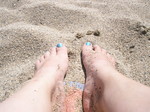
[0,0,150,111]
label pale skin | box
[0,43,150,112]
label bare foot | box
[82,42,116,112]
[82,42,150,112]
[0,44,68,112]
[33,44,68,111]
[33,43,68,94]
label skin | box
[0,46,68,112]
[0,43,150,112]
[82,44,150,112]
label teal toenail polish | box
[86,42,91,46]
[57,43,63,47]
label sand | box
[0,0,150,111]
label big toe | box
[82,42,93,56]
[56,43,68,57]
[56,43,68,69]
[93,45,102,52]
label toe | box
[107,53,112,60]
[35,60,41,70]
[44,51,50,59]
[111,57,116,66]
[102,49,107,54]
[107,53,116,66]
[93,45,101,52]
[82,42,93,55]
[56,43,68,56]
[40,55,45,63]
[49,47,56,56]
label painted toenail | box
[57,43,63,47]
[86,42,91,46]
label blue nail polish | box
[86,42,91,46]
[57,43,63,47]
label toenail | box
[86,42,91,46]
[57,43,63,47]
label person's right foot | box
[82,42,117,112]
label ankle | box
[96,67,119,83]
[29,77,55,91]
[102,71,129,90]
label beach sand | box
[0,0,150,111]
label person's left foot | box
[33,43,68,90]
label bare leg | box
[82,42,150,112]
[0,44,68,112]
